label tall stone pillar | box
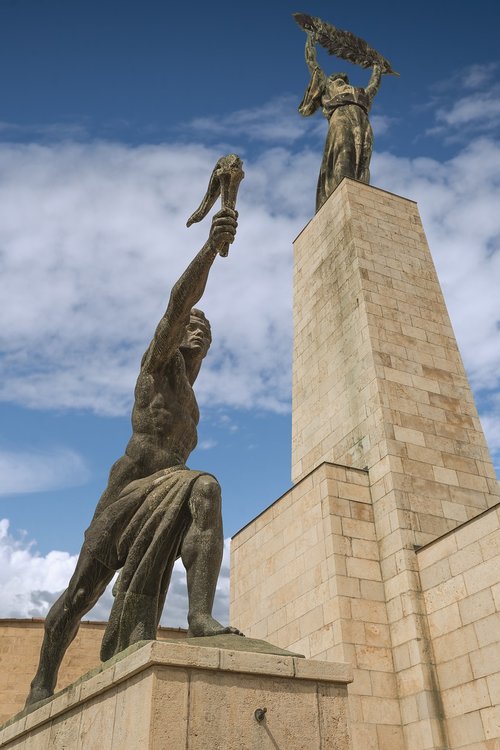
[231,178,499,750]
[292,177,498,748]
[292,179,496,523]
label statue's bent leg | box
[181,475,242,637]
[25,548,114,707]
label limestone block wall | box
[292,182,381,481]
[231,464,333,652]
[232,180,499,750]
[0,619,186,723]
[417,503,500,749]
[292,179,499,536]
[1,641,353,750]
[289,179,499,749]
[231,462,405,750]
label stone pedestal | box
[0,619,187,725]
[231,179,500,750]
[0,639,353,750]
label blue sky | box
[1,0,499,626]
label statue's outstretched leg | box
[181,475,243,637]
[25,550,114,707]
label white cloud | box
[0,141,315,417]
[0,518,78,617]
[430,63,499,95]
[462,63,499,89]
[0,518,231,627]
[427,63,500,140]
[198,438,217,450]
[0,447,89,496]
[436,89,500,130]
[184,95,322,145]
[371,114,394,137]
[0,118,499,461]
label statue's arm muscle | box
[142,240,218,374]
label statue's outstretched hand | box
[209,208,238,255]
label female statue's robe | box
[300,66,378,212]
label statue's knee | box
[190,475,221,524]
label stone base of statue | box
[0,637,353,749]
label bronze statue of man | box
[26,164,243,707]
[299,30,382,211]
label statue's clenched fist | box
[209,208,238,255]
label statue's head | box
[329,72,349,85]
[180,308,212,373]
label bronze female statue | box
[294,13,397,212]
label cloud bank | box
[0,141,311,416]
[0,448,89,496]
[427,63,500,141]
[1,69,499,628]
[1,134,499,450]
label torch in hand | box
[187,154,245,257]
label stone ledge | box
[0,638,353,747]
[292,178,418,244]
[0,639,352,750]
[232,460,369,542]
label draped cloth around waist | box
[85,465,209,661]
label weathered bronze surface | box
[187,154,244,257]
[25,155,245,708]
[293,13,398,76]
[294,12,396,211]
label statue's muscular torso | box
[93,349,199,517]
[88,214,231,522]
[130,350,199,468]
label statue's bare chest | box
[156,353,199,421]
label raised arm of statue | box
[141,208,237,375]
[365,63,383,105]
[299,32,325,118]
[305,31,321,75]
[141,155,243,376]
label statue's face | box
[181,312,212,359]
[330,74,349,86]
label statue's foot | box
[25,683,53,708]
[187,614,244,637]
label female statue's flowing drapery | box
[299,40,382,212]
